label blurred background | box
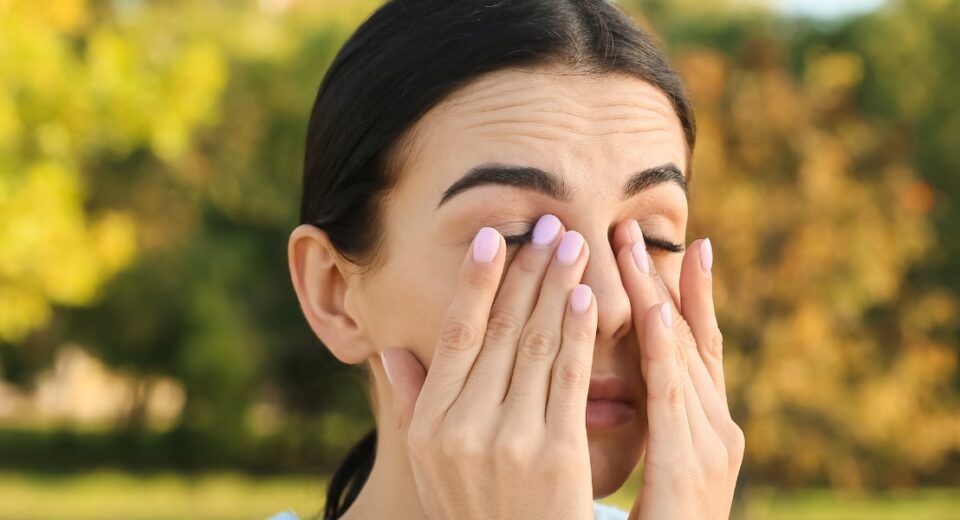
[0,0,957,518]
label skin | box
[288,63,743,519]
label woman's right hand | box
[380,214,598,520]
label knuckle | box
[438,319,481,354]
[485,309,524,343]
[705,326,725,360]
[703,443,729,477]
[519,327,557,359]
[726,422,746,458]
[442,427,484,459]
[511,250,543,275]
[673,341,687,368]
[496,436,533,466]
[660,376,684,408]
[461,261,499,291]
[676,319,697,347]
[554,360,588,387]
[564,321,596,344]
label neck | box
[339,369,427,520]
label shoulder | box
[593,501,629,520]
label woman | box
[285,0,745,518]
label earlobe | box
[287,224,373,365]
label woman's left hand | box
[613,220,745,520]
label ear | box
[287,224,372,365]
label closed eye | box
[502,228,684,253]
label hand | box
[381,215,598,520]
[613,220,745,520]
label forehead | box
[392,64,688,199]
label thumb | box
[380,346,427,433]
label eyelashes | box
[501,228,684,253]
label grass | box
[0,471,956,519]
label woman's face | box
[354,64,689,496]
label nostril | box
[611,321,631,342]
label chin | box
[586,414,646,498]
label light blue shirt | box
[269,501,629,519]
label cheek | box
[366,245,465,367]
[654,255,683,295]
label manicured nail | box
[556,230,584,264]
[631,241,650,274]
[570,284,592,314]
[660,303,673,329]
[472,227,500,263]
[380,351,395,386]
[629,220,643,243]
[700,238,713,273]
[532,214,562,247]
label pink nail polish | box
[700,238,713,273]
[532,214,562,246]
[556,231,584,264]
[473,227,500,263]
[570,284,592,314]
[631,241,649,274]
[660,303,673,328]
[380,351,395,386]
[629,220,643,243]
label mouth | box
[586,377,636,430]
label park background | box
[0,0,957,518]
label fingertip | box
[569,283,593,315]
[380,350,396,387]
[700,237,713,274]
[461,228,505,291]
[472,226,503,264]
[660,302,673,329]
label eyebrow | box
[436,162,688,209]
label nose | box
[579,228,633,343]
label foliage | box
[623,0,960,488]
[0,0,956,487]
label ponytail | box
[323,428,377,519]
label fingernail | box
[631,241,650,274]
[570,284,592,314]
[629,220,643,243]
[380,351,395,386]
[532,214,562,247]
[700,238,713,274]
[472,227,500,263]
[660,303,673,329]
[556,230,584,264]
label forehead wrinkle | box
[393,69,687,198]
[452,94,682,141]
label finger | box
[502,230,589,429]
[413,227,505,431]
[679,237,729,408]
[546,284,597,438]
[611,217,637,255]
[618,223,728,455]
[380,346,427,433]
[667,307,724,464]
[456,214,565,411]
[649,240,731,434]
[640,302,693,468]
[615,220,662,344]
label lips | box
[586,377,636,430]
[587,377,634,403]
